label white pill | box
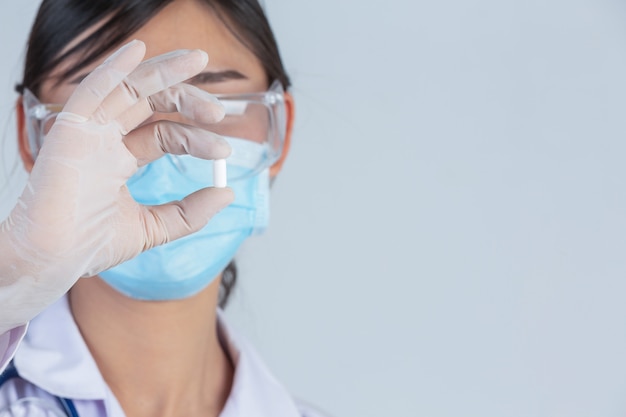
[213,159,227,188]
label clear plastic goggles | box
[22,80,287,181]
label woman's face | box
[19,0,292,176]
[39,0,268,105]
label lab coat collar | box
[217,311,302,417]
[14,296,107,400]
[13,296,302,417]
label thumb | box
[141,187,235,249]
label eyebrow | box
[69,70,247,85]
[188,70,248,84]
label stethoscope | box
[0,362,79,417]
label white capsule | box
[213,159,227,188]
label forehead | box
[137,1,261,74]
[41,0,267,102]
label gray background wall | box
[2,1,626,416]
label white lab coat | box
[0,297,327,417]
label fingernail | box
[104,39,141,64]
[207,134,231,159]
[194,49,209,67]
[217,187,235,207]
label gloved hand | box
[0,40,234,333]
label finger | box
[116,83,225,134]
[149,83,225,123]
[141,187,235,248]
[93,49,209,124]
[62,40,146,118]
[123,121,231,167]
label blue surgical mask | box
[98,137,270,300]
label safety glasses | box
[22,80,287,181]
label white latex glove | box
[0,40,234,333]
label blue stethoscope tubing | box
[0,362,79,417]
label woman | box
[0,0,320,416]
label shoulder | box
[295,399,335,417]
[0,369,61,414]
[218,313,335,417]
[0,325,28,375]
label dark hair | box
[18,0,291,96]
[19,0,291,308]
